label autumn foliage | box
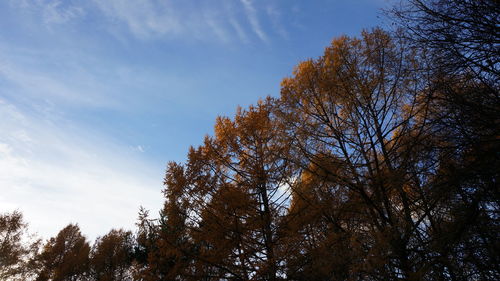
[1,1,498,280]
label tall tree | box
[275,28,474,280]
[391,0,499,82]
[0,210,40,280]
[156,99,295,280]
[391,2,500,278]
[198,99,293,280]
[90,229,134,281]
[133,169,194,281]
[36,224,90,281]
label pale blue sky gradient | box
[0,0,395,240]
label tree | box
[36,224,90,281]
[90,229,134,281]
[390,2,500,278]
[135,166,194,281]
[281,162,355,280]
[274,27,498,280]
[197,100,293,280]
[0,210,40,280]
[277,28,421,279]
[154,99,295,280]
[391,0,499,83]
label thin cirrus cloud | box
[0,42,186,113]
[11,0,286,44]
[92,0,182,40]
[240,0,268,43]
[0,46,168,240]
[10,0,85,26]
[0,58,117,109]
[92,0,280,43]
[0,99,163,240]
[265,5,288,40]
[42,0,85,25]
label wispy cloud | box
[228,15,249,44]
[0,99,163,240]
[241,0,268,43]
[9,0,85,26]
[266,4,289,40]
[92,0,281,44]
[203,9,231,43]
[10,0,288,44]
[93,0,243,43]
[0,41,215,118]
[0,58,117,109]
[92,0,182,40]
[42,0,85,25]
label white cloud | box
[0,41,211,116]
[266,4,288,40]
[0,59,117,109]
[8,0,288,44]
[203,10,231,43]
[92,0,182,40]
[228,16,249,44]
[42,0,85,25]
[92,0,280,44]
[9,0,85,26]
[0,99,164,240]
[241,0,268,43]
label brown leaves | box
[37,224,90,281]
[0,211,40,281]
[90,229,134,281]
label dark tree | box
[90,229,135,281]
[36,224,90,281]
[391,0,499,82]
[391,3,500,278]
[0,210,40,280]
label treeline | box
[1,1,498,280]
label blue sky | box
[0,0,395,240]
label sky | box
[0,0,396,241]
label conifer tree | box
[36,224,90,281]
